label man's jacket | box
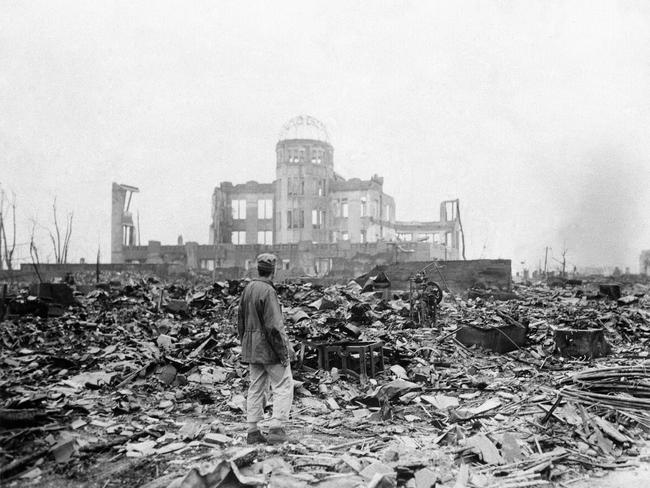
[238,278,288,364]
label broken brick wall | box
[5,263,172,284]
[122,239,458,276]
[375,259,512,293]
[3,260,512,294]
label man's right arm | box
[261,289,288,364]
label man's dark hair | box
[258,267,273,278]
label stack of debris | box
[0,274,648,487]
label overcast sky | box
[1,0,649,272]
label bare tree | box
[29,220,43,283]
[0,188,17,272]
[48,197,73,264]
[551,244,569,278]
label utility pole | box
[137,211,141,246]
[543,247,549,278]
[96,246,100,284]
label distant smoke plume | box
[552,146,642,268]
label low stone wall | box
[1,259,511,294]
[0,263,171,285]
[375,259,512,293]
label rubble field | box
[1,273,649,488]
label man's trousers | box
[246,363,293,429]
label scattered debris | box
[0,274,649,486]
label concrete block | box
[165,299,189,314]
[599,284,621,300]
[456,323,528,353]
[28,283,75,306]
[554,327,610,358]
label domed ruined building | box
[207,116,461,273]
[113,116,462,276]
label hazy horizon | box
[2,1,649,273]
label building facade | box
[641,250,650,275]
[113,116,463,276]
[110,183,139,264]
[209,115,460,250]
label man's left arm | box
[237,295,245,340]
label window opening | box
[232,199,246,220]
[257,230,273,244]
[231,231,246,244]
[257,199,273,219]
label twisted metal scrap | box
[560,363,650,411]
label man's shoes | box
[246,430,267,445]
[267,427,288,444]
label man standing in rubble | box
[238,253,294,444]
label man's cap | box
[257,253,277,273]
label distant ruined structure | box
[641,250,650,275]
[111,116,465,278]
[110,183,139,264]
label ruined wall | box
[123,240,447,277]
[111,183,126,263]
[640,250,650,275]
[115,237,489,288]
[329,179,394,244]
[3,259,511,294]
[394,200,462,251]
[209,185,227,244]
[3,263,171,284]
[211,181,275,245]
[111,183,139,263]
[138,240,457,274]
[376,259,512,293]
